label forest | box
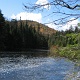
[49,26,80,47]
[0,10,48,51]
[0,9,80,60]
[49,26,80,60]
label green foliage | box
[49,27,80,48]
[59,46,80,60]
[49,26,80,60]
[49,45,80,60]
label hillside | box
[18,20,56,36]
[1,19,56,51]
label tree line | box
[0,9,80,52]
[0,10,48,51]
[48,26,80,48]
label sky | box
[0,0,80,31]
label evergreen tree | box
[0,10,5,27]
[0,10,5,51]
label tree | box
[0,10,5,51]
[24,0,80,25]
[75,26,79,33]
[0,10,5,26]
[0,10,5,32]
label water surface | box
[0,52,80,80]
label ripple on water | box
[0,57,79,80]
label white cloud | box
[46,23,57,29]
[36,0,50,10]
[11,12,42,23]
[60,18,79,31]
[47,18,79,31]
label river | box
[0,51,80,80]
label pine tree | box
[0,10,5,51]
[0,10,5,27]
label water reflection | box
[0,52,80,80]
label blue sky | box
[0,0,30,19]
[0,0,79,31]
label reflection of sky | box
[0,0,80,30]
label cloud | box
[59,18,79,31]
[47,18,79,31]
[36,0,50,10]
[11,12,42,23]
[46,23,57,29]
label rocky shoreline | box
[66,71,80,80]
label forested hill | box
[0,18,57,51]
[17,20,56,36]
[0,9,57,51]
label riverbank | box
[0,50,79,80]
[49,45,80,80]
[49,45,80,65]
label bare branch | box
[56,0,80,9]
[24,0,80,25]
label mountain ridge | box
[18,20,56,36]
